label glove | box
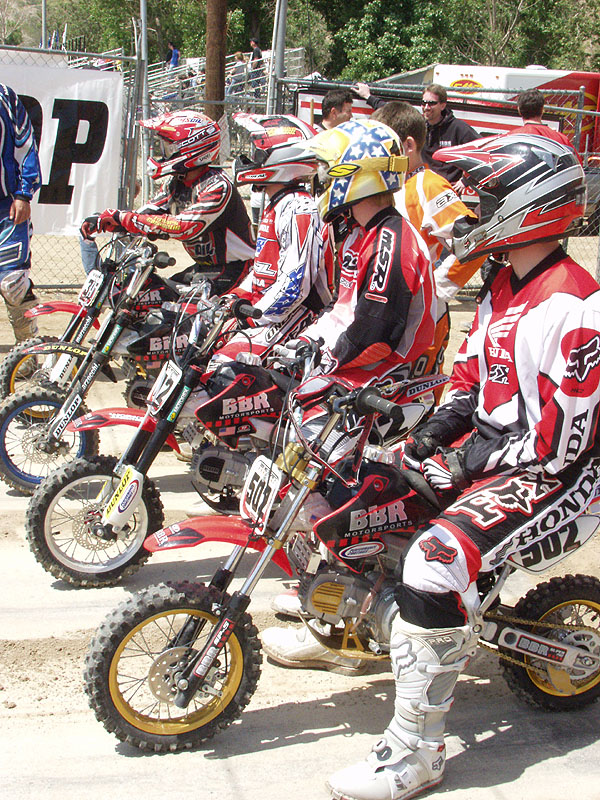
[97,208,125,233]
[403,432,441,469]
[421,451,470,492]
[80,215,101,240]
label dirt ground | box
[1,287,600,800]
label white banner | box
[2,59,124,235]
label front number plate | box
[240,455,284,527]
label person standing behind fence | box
[0,84,42,344]
[226,53,247,97]
[318,88,354,130]
[166,41,180,71]
[249,38,265,98]
[515,87,577,153]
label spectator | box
[166,41,180,71]
[0,84,42,344]
[318,88,354,130]
[225,53,247,97]
[515,87,576,151]
[354,81,479,186]
[249,37,265,98]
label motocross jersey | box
[422,247,600,480]
[230,186,332,324]
[208,186,332,366]
[304,206,435,379]
[395,166,485,302]
[0,84,41,202]
[118,167,255,272]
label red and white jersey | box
[119,167,255,266]
[231,186,332,324]
[425,247,600,479]
[303,207,436,377]
[395,166,484,302]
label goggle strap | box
[326,155,408,178]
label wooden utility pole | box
[205,0,227,122]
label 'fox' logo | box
[419,535,457,564]
[565,336,600,382]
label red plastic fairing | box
[25,302,101,329]
[65,408,181,452]
[145,514,293,576]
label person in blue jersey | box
[0,84,42,343]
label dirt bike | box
[25,329,446,587]
[0,235,183,400]
[82,376,600,753]
[0,239,207,494]
[24,296,269,586]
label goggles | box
[309,154,409,196]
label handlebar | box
[231,298,263,321]
[332,386,405,422]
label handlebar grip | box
[155,251,176,268]
[355,387,405,422]
[233,298,262,320]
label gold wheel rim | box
[525,597,600,696]
[108,606,244,735]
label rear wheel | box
[26,455,162,586]
[501,574,600,711]
[84,582,262,751]
[0,387,99,494]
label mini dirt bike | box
[0,235,181,400]
[24,296,266,586]
[83,376,600,753]
[0,240,202,494]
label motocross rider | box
[274,134,600,800]
[204,114,333,366]
[80,110,255,295]
[0,84,42,344]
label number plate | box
[240,455,284,526]
[147,361,183,413]
[78,269,103,307]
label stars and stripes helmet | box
[304,119,408,222]
[433,133,586,261]
[232,113,319,186]
[139,110,221,179]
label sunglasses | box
[421,100,440,107]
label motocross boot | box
[327,613,478,800]
[261,620,367,676]
[6,285,38,344]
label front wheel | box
[84,582,262,751]
[0,386,98,494]
[501,574,600,711]
[0,336,59,400]
[25,455,163,586]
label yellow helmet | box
[306,119,407,222]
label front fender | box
[66,407,181,453]
[145,514,293,576]
[25,301,100,329]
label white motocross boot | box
[261,620,368,676]
[327,613,478,800]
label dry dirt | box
[1,289,600,800]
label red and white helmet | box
[139,110,221,179]
[232,113,319,186]
[433,133,586,261]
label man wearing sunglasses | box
[420,84,478,186]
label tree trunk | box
[205,0,227,121]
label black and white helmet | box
[433,133,586,261]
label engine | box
[191,445,251,495]
[297,568,399,648]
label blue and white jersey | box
[0,84,41,201]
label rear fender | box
[66,407,180,452]
[25,302,100,329]
[145,514,293,576]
